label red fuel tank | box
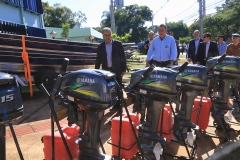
[43,124,80,160]
[111,113,140,160]
[158,104,173,143]
[191,98,211,130]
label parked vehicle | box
[0,33,135,94]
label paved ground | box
[4,90,240,160]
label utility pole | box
[198,0,203,38]
[165,17,167,25]
[110,0,116,33]
[202,0,206,17]
[152,14,154,31]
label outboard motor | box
[128,67,178,158]
[172,64,208,129]
[60,69,118,160]
[0,72,23,123]
[0,72,24,160]
[206,56,240,130]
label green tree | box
[100,4,153,43]
[147,25,158,34]
[112,33,131,43]
[189,0,240,40]
[166,21,189,40]
[61,23,70,39]
[93,27,103,33]
[179,37,191,44]
[42,2,87,28]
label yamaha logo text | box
[76,77,95,83]
[150,74,167,79]
[222,60,236,63]
[185,70,199,73]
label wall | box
[0,1,22,24]
[0,1,43,28]
[22,10,41,28]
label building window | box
[23,0,43,14]
[3,0,22,7]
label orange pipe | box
[21,35,33,97]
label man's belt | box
[107,67,113,71]
[152,60,171,67]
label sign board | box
[115,0,124,8]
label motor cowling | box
[129,67,177,100]
[206,56,240,79]
[0,72,23,123]
[61,69,118,111]
[172,64,208,91]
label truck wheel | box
[34,68,57,91]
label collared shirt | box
[146,34,177,62]
[217,42,227,56]
[195,38,200,54]
[205,41,210,58]
[105,40,112,67]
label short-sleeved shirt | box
[226,43,240,56]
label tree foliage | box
[179,37,191,44]
[166,21,189,40]
[100,4,153,43]
[189,0,240,40]
[112,33,131,43]
[42,2,87,28]
[147,25,158,34]
[61,23,70,39]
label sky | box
[42,0,225,28]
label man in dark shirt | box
[144,31,155,53]
[169,31,180,65]
[187,30,203,64]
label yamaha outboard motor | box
[128,67,178,158]
[0,72,23,123]
[61,69,118,160]
[206,56,240,129]
[172,64,208,129]
[0,72,24,160]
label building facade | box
[0,0,46,38]
[45,27,103,42]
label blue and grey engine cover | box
[0,72,23,123]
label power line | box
[168,2,198,20]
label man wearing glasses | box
[146,24,177,67]
[226,33,240,56]
[196,32,219,66]
[95,27,126,111]
[187,30,203,64]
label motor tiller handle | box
[177,62,189,74]
[60,58,69,75]
[207,54,227,72]
[126,65,155,90]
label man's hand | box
[187,58,192,63]
[196,62,200,64]
[122,72,126,76]
[167,60,174,68]
[146,61,150,67]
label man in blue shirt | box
[146,24,178,67]
[217,35,228,56]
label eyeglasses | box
[203,36,207,38]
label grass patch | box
[20,85,43,98]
